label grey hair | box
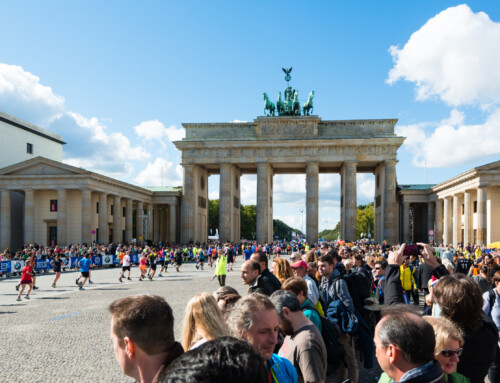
[270,290,301,315]
[227,293,276,337]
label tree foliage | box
[356,202,374,239]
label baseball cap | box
[291,260,308,270]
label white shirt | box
[304,274,319,306]
[123,254,131,267]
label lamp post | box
[299,208,304,237]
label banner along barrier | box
[11,260,25,274]
[1,261,11,273]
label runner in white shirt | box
[119,252,132,282]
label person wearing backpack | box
[482,270,500,383]
[318,252,358,383]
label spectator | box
[217,293,241,320]
[375,305,444,383]
[306,261,320,288]
[372,259,387,305]
[213,285,239,302]
[282,276,322,332]
[240,260,275,296]
[469,264,492,294]
[227,293,299,382]
[108,294,184,383]
[290,260,319,306]
[273,257,294,284]
[433,274,498,383]
[270,290,327,383]
[158,337,267,383]
[482,270,500,383]
[454,252,473,275]
[423,316,470,383]
[251,251,281,293]
[318,252,358,382]
[181,293,229,350]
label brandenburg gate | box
[174,70,405,245]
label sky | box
[1,1,499,234]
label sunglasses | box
[439,348,462,358]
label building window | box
[27,143,33,154]
[473,201,477,213]
[96,202,99,214]
[50,200,58,212]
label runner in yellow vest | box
[212,250,227,287]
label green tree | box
[356,202,374,239]
[208,199,219,236]
[240,204,257,240]
[319,222,340,241]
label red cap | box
[291,260,308,270]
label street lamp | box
[299,208,304,237]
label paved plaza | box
[1,256,381,382]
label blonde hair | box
[423,316,464,354]
[182,293,229,350]
[304,250,317,262]
[273,258,294,284]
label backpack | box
[324,279,359,334]
[303,307,346,375]
[343,270,373,314]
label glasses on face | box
[374,267,381,271]
[439,348,462,358]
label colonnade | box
[181,159,398,245]
[0,188,178,250]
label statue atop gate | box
[263,68,314,117]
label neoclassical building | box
[0,109,498,250]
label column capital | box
[384,160,398,166]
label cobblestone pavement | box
[0,257,381,382]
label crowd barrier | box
[0,254,144,276]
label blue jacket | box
[319,268,355,313]
[268,354,299,383]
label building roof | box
[398,184,436,191]
[0,110,66,145]
[143,186,182,192]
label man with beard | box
[270,290,327,383]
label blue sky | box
[1,1,499,233]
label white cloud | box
[0,63,65,126]
[134,157,182,186]
[49,112,150,179]
[397,108,500,167]
[357,173,375,201]
[388,4,500,108]
[133,120,185,150]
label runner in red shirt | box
[17,260,34,301]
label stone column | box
[463,191,472,245]
[383,160,398,244]
[169,204,177,245]
[0,190,11,250]
[124,198,133,243]
[443,197,452,246]
[153,206,160,242]
[136,201,144,242]
[477,187,487,245]
[57,189,67,246]
[452,194,461,247]
[427,201,435,243]
[257,163,273,244]
[306,162,319,245]
[159,206,166,243]
[146,204,153,241]
[98,192,108,244]
[81,188,92,244]
[402,201,411,243]
[24,189,35,244]
[219,164,234,243]
[181,165,194,244]
[113,195,123,243]
[341,161,357,241]
[435,199,443,245]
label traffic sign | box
[428,229,435,236]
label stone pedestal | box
[125,198,133,243]
[219,164,241,243]
[24,189,35,244]
[257,163,273,244]
[477,187,487,245]
[341,161,357,241]
[81,189,92,244]
[1,190,11,250]
[306,163,319,244]
[57,189,67,246]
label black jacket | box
[248,274,275,296]
[380,264,405,306]
[418,262,434,290]
[261,268,281,293]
